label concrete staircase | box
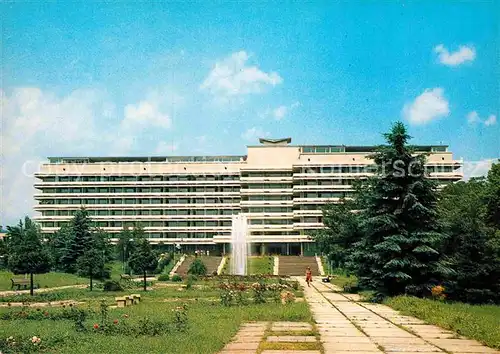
[175,256,222,276]
[278,256,320,276]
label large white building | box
[33,138,462,255]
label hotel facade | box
[33,138,462,256]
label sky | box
[1,1,499,226]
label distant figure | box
[207,250,210,257]
[305,267,312,287]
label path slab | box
[267,335,317,343]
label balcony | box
[240,189,293,195]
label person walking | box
[305,266,312,287]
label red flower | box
[113,319,119,324]
[93,323,99,329]
[43,311,49,316]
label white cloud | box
[200,51,282,98]
[241,127,269,142]
[123,100,171,129]
[402,88,450,125]
[155,141,179,154]
[434,44,476,66]
[462,159,499,180]
[484,114,497,126]
[467,111,480,124]
[268,101,300,120]
[466,111,497,126]
[0,87,179,226]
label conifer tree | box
[62,208,93,273]
[128,226,157,291]
[352,122,451,297]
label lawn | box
[386,296,500,349]
[222,256,274,275]
[0,277,312,353]
[0,271,88,291]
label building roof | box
[47,145,449,164]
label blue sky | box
[1,1,499,225]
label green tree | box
[116,227,134,274]
[351,122,451,297]
[0,237,8,269]
[75,230,109,291]
[438,175,500,303]
[61,208,93,273]
[188,258,207,276]
[314,198,362,272]
[6,217,52,295]
[46,224,73,271]
[484,162,500,229]
[128,226,157,291]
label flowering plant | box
[431,285,446,301]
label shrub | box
[185,274,197,289]
[155,253,172,274]
[188,259,207,276]
[172,274,182,282]
[158,273,170,281]
[103,280,124,292]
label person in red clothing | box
[305,267,312,287]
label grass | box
[386,295,500,349]
[0,278,312,354]
[222,256,274,275]
[248,256,274,275]
[0,271,88,291]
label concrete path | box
[0,284,87,297]
[299,277,499,354]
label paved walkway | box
[300,277,499,354]
[0,284,87,297]
[219,278,499,354]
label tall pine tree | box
[62,208,93,273]
[352,122,451,297]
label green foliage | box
[128,231,157,291]
[157,273,170,281]
[76,229,112,291]
[187,258,207,276]
[155,253,172,274]
[171,274,182,282]
[438,166,500,303]
[103,280,124,292]
[5,217,52,295]
[46,225,73,272]
[318,122,452,298]
[313,199,362,271]
[60,208,93,273]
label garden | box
[0,275,310,353]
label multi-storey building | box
[33,138,462,255]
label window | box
[125,210,134,215]
[151,198,161,204]
[125,198,135,204]
[98,199,107,204]
[151,210,162,215]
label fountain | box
[230,214,249,275]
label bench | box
[131,294,141,304]
[115,297,127,308]
[11,278,30,290]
